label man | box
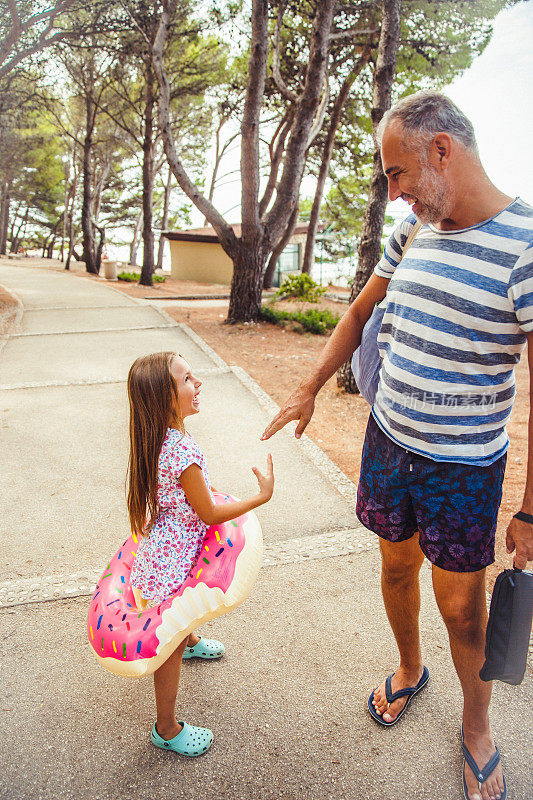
[261,91,533,800]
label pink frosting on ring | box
[87,494,245,664]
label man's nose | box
[387,178,401,202]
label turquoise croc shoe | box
[182,637,225,660]
[151,722,213,756]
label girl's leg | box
[153,637,188,740]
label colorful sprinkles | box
[88,499,249,673]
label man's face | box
[381,120,453,224]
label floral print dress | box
[130,428,212,604]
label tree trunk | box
[0,183,11,254]
[156,165,171,270]
[65,170,78,270]
[301,52,369,274]
[60,160,70,261]
[10,207,28,253]
[228,245,268,323]
[46,215,62,258]
[81,95,98,274]
[8,201,20,245]
[130,210,143,266]
[263,203,299,289]
[264,0,337,247]
[337,0,402,393]
[139,60,156,287]
[95,222,105,269]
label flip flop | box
[368,665,430,726]
[151,721,213,756]
[461,725,507,800]
[182,637,225,660]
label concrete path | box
[0,261,531,800]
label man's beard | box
[411,165,453,224]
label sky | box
[388,0,533,220]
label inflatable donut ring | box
[87,493,262,678]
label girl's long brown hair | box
[127,351,183,537]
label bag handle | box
[402,220,423,260]
[376,220,423,311]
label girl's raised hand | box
[252,454,274,502]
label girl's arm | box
[180,455,274,526]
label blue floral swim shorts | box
[356,413,507,572]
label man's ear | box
[431,132,452,171]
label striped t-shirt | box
[373,197,533,466]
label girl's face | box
[170,355,202,420]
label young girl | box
[127,351,274,756]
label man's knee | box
[434,573,486,638]
[380,537,424,584]
[440,595,484,634]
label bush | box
[275,273,326,303]
[117,271,166,283]
[259,305,339,334]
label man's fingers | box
[261,412,288,441]
[261,392,315,440]
[294,413,311,439]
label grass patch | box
[259,305,339,334]
[117,271,166,283]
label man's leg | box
[371,535,426,722]
[432,566,505,800]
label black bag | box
[479,567,533,685]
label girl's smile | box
[170,355,202,419]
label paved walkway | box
[0,261,531,799]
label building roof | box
[162,222,320,243]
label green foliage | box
[259,305,339,335]
[0,74,67,249]
[297,0,511,261]
[275,273,326,303]
[118,271,166,283]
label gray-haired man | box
[262,91,533,800]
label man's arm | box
[505,330,533,569]
[261,273,390,440]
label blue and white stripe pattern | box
[373,198,533,465]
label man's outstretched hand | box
[260,386,315,441]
